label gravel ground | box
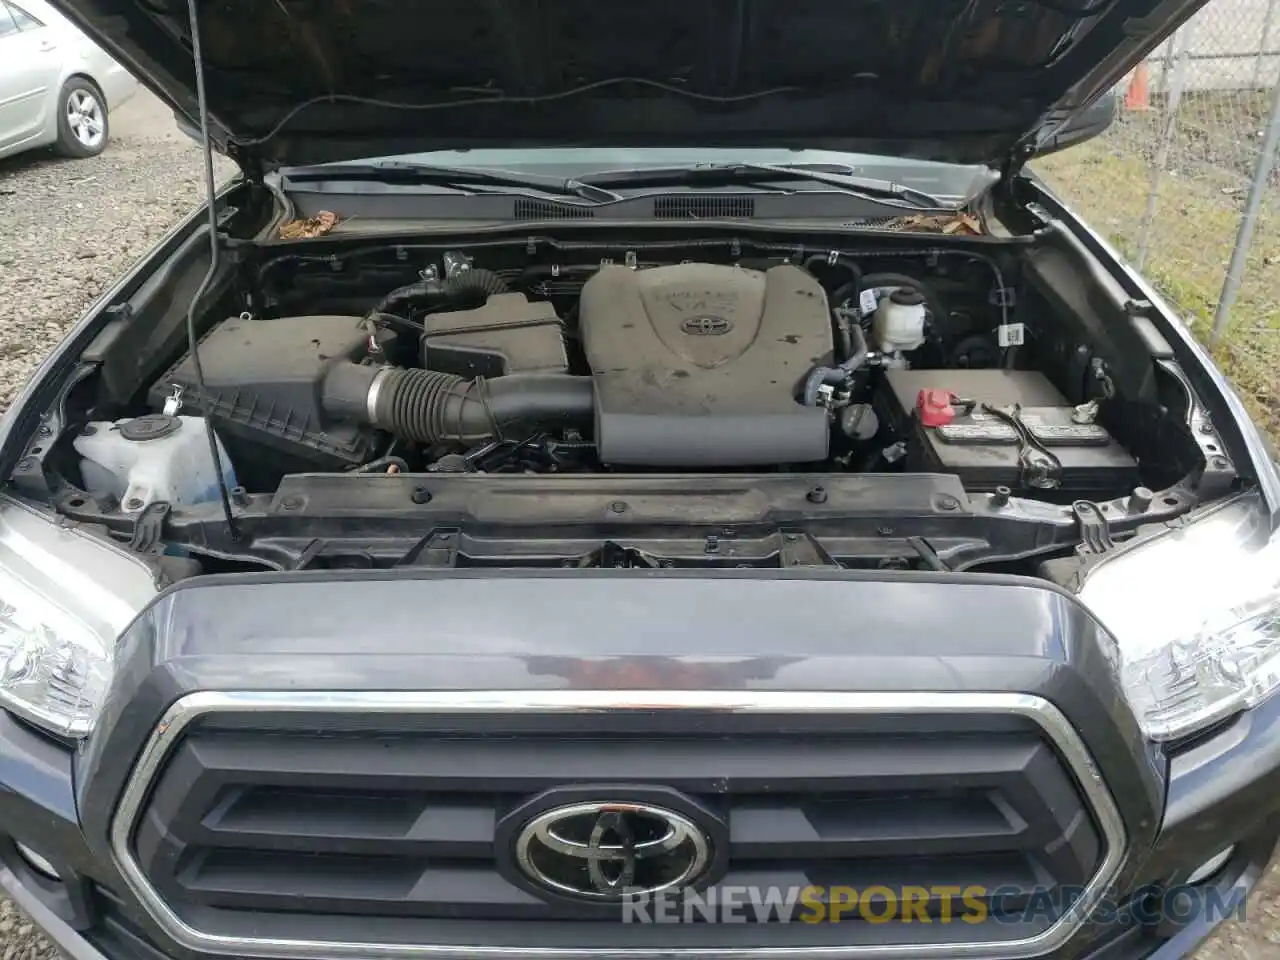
[2,91,1280,960]
[0,91,231,411]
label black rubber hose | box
[369,268,510,319]
[351,455,411,474]
[369,310,421,333]
[804,254,863,293]
[446,267,509,299]
[834,312,853,364]
[807,261,865,362]
[323,363,594,445]
[802,321,869,406]
[844,319,869,371]
[371,281,441,318]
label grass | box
[1035,106,1280,439]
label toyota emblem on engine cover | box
[514,801,712,900]
[681,315,733,336]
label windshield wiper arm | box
[282,160,623,204]
[576,162,950,209]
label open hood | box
[49,0,1206,174]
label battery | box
[879,369,1138,495]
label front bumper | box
[1,569,1279,960]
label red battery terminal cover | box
[916,388,957,427]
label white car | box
[0,0,136,159]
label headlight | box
[0,498,157,738]
[1079,493,1280,741]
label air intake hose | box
[369,268,510,319]
[323,363,594,445]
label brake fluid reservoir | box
[872,287,928,353]
[73,414,237,513]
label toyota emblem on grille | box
[681,315,733,336]
[514,801,712,900]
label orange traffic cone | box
[1125,62,1150,111]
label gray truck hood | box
[47,0,1205,171]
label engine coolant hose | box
[323,363,595,445]
[802,319,869,406]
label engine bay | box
[25,228,1235,577]
[136,244,1147,490]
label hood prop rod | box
[183,0,238,541]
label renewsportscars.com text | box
[619,885,1247,925]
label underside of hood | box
[50,0,1207,172]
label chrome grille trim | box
[110,690,1127,960]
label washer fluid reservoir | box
[73,414,237,513]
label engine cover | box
[579,263,833,466]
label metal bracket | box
[218,231,256,266]
[1154,358,1236,497]
[997,142,1037,198]
[11,362,96,498]
[128,502,172,556]
[162,385,184,416]
[102,302,135,324]
[1024,202,1053,228]
[1090,358,1116,399]
[596,541,660,569]
[989,286,1017,308]
[1072,400,1100,425]
[397,528,460,568]
[442,250,473,278]
[779,531,839,568]
[1071,501,1115,557]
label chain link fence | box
[1035,0,1280,439]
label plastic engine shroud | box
[579,263,834,466]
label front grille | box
[114,691,1124,959]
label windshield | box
[300,148,995,203]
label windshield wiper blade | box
[577,161,950,210]
[283,160,623,204]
